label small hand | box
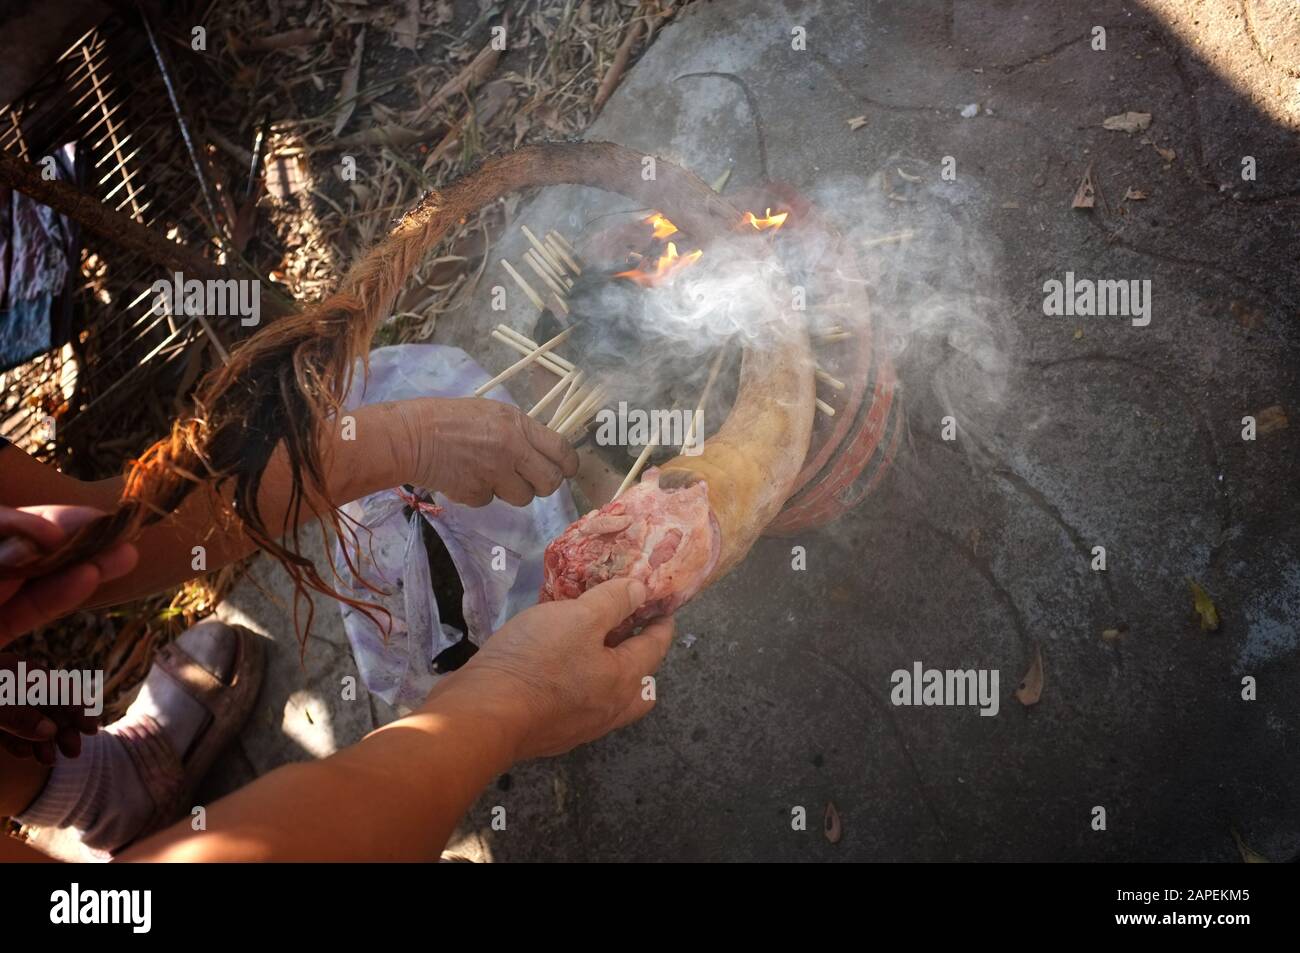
[0,505,135,761]
[400,398,579,508]
[430,578,674,760]
[0,505,138,647]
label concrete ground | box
[205,0,1300,861]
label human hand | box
[397,397,579,508]
[0,652,99,763]
[428,578,674,760]
[0,505,138,647]
[0,505,134,761]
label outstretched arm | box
[0,397,577,609]
[118,579,672,862]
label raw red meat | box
[540,468,720,640]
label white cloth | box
[334,344,577,709]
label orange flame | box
[741,207,789,231]
[614,241,703,287]
[645,212,679,239]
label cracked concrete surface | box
[209,0,1299,861]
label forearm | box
[88,401,420,605]
[118,675,523,862]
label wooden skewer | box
[817,331,854,343]
[557,385,608,437]
[490,329,569,376]
[528,366,579,418]
[524,250,570,300]
[816,398,836,417]
[501,258,544,311]
[551,292,570,316]
[547,229,576,255]
[555,385,599,435]
[521,225,569,279]
[525,245,573,289]
[549,372,587,428]
[815,367,846,391]
[682,349,726,451]
[474,326,576,397]
[615,403,676,499]
[545,234,582,275]
[496,325,576,372]
[861,229,915,249]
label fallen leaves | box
[1230,300,1263,329]
[1015,646,1044,706]
[332,27,367,137]
[1231,827,1270,863]
[846,115,868,130]
[824,802,842,844]
[1255,404,1288,434]
[1188,579,1220,632]
[1123,186,1148,201]
[1103,111,1152,133]
[1072,162,1097,209]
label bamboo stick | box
[547,229,577,254]
[496,325,576,371]
[551,292,570,316]
[524,249,570,300]
[545,234,582,275]
[524,244,572,289]
[521,224,570,279]
[615,403,676,499]
[816,398,836,416]
[528,366,579,418]
[501,258,545,311]
[490,329,569,376]
[558,386,609,437]
[682,349,726,450]
[474,326,576,397]
[549,372,587,428]
[815,367,846,391]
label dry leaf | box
[1231,826,1270,863]
[332,27,367,138]
[824,801,842,844]
[1103,111,1152,133]
[1230,300,1263,329]
[393,0,419,50]
[1015,646,1044,705]
[1123,187,1148,201]
[1154,144,1176,162]
[1257,404,1288,434]
[1072,163,1096,209]
[846,115,867,130]
[1188,579,1220,632]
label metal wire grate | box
[0,11,221,475]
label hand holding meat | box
[394,397,579,507]
[428,578,674,759]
